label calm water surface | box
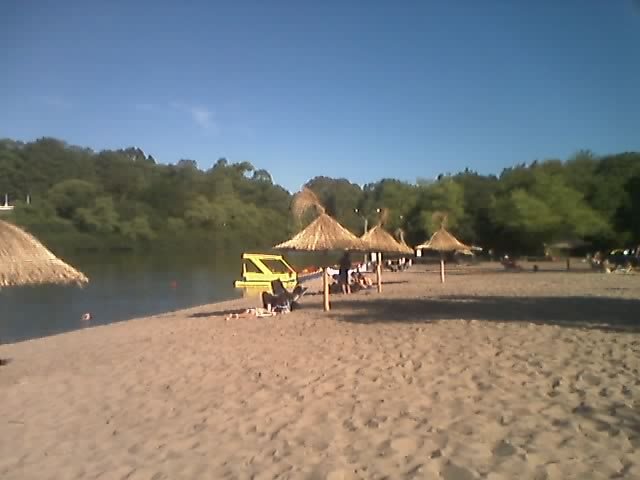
[1,252,245,344]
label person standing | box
[339,251,352,294]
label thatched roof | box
[415,227,471,252]
[362,225,413,254]
[0,220,89,287]
[395,228,414,254]
[274,213,368,252]
[274,188,368,252]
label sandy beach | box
[1,262,639,479]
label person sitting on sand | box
[352,271,372,289]
[261,285,305,313]
[349,272,363,292]
[362,273,373,286]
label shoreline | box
[0,267,325,347]
[0,260,599,347]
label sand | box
[1,262,639,479]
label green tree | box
[3,135,638,255]
[48,179,98,219]
[491,172,608,252]
[407,178,466,242]
[121,215,155,241]
[361,179,418,233]
[305,177,363,233]
[74,197,120,234]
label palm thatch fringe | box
[416,226,470,283]
[0,220,89,288]
[274,214,368,252]
[291,187,325,221]
[362,225,413,254]
[415,227,470,253]
[395,228,413,253]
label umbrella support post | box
[376,252,382,293]
[323,267,330,311]
[440,255,445,283]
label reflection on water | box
[0,252,243,344]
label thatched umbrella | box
[396,228,416,270]
[395,228,413,254]
[0,220,89,288]
[415,217,470,283]
[361,221,413,293]
[274,188,368,311]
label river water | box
[0,252,245,344]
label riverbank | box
[1,263,639,479]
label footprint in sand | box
[342,419,357,432]
[492,440,517,457]
[580,372,602,387]
[365,416,388,429]
[440,463,478,480]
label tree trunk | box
[440,254,445,283]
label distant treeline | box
[1,137,639,255]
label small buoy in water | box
[170,281,178,289]
[81,312,92,321]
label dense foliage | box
[0,138,291,253]
[1,138,639,255]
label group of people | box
[589,248,639,273]
[331,252,374,294]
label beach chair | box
[266,279,308,311]
[272,279,308,300]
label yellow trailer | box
[234,253,298,290]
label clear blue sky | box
[1,1,639,192]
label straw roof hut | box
[362,225,413,255]
[361,223,413,293]
[416,226,471,253]
[395,228,413,254]
[274,188,367,311]
[0,220,89,288]
[275,214,369,252]
[415,215,471,283]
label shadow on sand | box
[328,295,640,333]
[415,267,598,276]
